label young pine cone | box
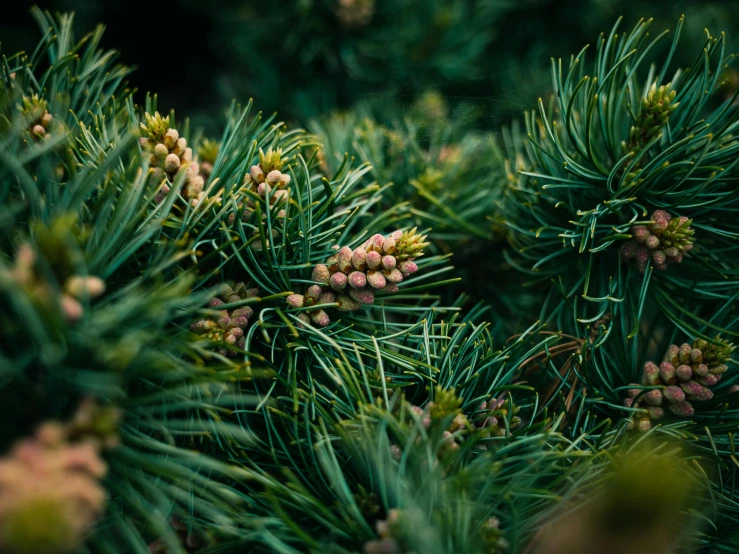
[625,336,734,430]
[312,228,428,311]
[190,282,258,356]
[0,423,107,554]
[139,112,205,205]
[237,148,291,221]
[19,94,55,140]
[620,210,694,272]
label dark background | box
[4,0,739,134]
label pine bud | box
[337,246,354,273]
[319,292,336,304]
[306,285,323,301]
[667,400,694,417]
[336,294,361,312]
[659,362,675,382]
[646,235,660,249]
[366,250,382,269]
[154,143,168,158]
[632,225,650,243]
[164,153,181,173]
[676,365,692,381]
[286,294,305,308]
[312,264,330,285]
[680,380,713,401]
[352,247,367,270]
[384,268,403,283]
[642,362,660,385]
[397,259,418,276]
[348,271,367,289]
[663,386,685,402]
[382,255,397,270]
[367,270,387,289]
[330,272,348,292]
[349,288,375,304]
[643,389,663,406]
[647,406,664,419]
[310,309,330,327]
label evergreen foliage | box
[0,5,738,554]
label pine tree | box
[0,7,738,554]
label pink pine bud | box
[366,250,382,269]
[647,406,664,419]
[380,283,399,293]
[690,348,703,363]
[696,374,720,387]
[693,363,709,377]
[397,260,418,276]
[257,182,271,197]
[627,387,640,399]
[337,246,354,273]
[352,247,367,270]
[164,153,181,173]
[330,272,348,292]
[312,264,330,285]
[319,292,336,304]
[349,288,375,304]
[676,364,693,381]
[183,147,193,163]
[642,362,660,385]
[635,247,649,272]
[310,309,330,327]
[623,398,634,408]
[297,313,311,327]
[646,235,660,249]
[667,400,694,417]
[164,129,179,148]
[389,230,403,241]
[367,270,387,289]
[209,297,225,308]
[306,285,323,301]
[286,294,305,308]
[336,294,361,312]
[644,389,663,406]
[279,173,291,185]
[659,362,676,382]
[652,250,666,266]
[348,271,367,289]
[680,380,713,400]
[664,247,679,259]
[651,210,671,233]
[384,268,403,283]
[632,225,650,243]
[230,316,248,328]
[382,237,396,254]
[382,255,397,270]
[61,294,83,321]
[233,306,254,319]
[663,386,685,402]
[620,240,638,261]
[266,170,282,184]
[154,143,168,157]
[250,165,264,182]
[368,234,384,252]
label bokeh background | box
[5,0,739,134]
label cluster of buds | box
[11,243,105,322]
[19,94,54,140]
[620,210,694,272]
[625,336,735,431]
[624,83,679,153]
[285,228,427,327]
[0,419,107,554]
[621,83,678,184]
[472,397,521,439]
[241,148,291,220]
[335,0,375,29]
[139,112,205,205]
[196,139,219,184]
[190,283,258,356]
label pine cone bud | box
[312,264,330,285]
[330,272,348,292]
